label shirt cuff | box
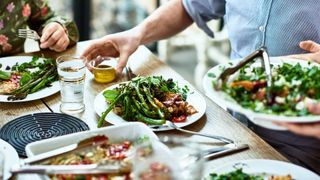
[182,0,214,38]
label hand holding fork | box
[18,22,69,52]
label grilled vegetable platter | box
[94,76,206,130]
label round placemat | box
[0,112,90,157]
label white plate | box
[203,57,320,130]
[0,56,59,102]
[0,139,19,180]
[206,159,319,180]
[94,81,206,131]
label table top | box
[1,40,287,174]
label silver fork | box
[17,29,40,41]
[150,121,234,144]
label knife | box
[203,143,249,159]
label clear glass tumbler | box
[56,55,86,114]
[133,136,205,180]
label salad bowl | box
[203,57,320,130]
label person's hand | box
[275,121,320,139]
[40,22,70,52]
[288,40,320,63]
[81,29,141,75]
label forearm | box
[134,0,193,45]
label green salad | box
[207,168,264,180]
[217,62,320,116]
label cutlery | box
[215,47,273,103]
[202,143,249,159]
[125,66,137,81]
[11,161,130,175]
[150,121,234,144]
[17,29,41,41]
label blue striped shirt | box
[182,0,320,59]
[182,0,320,174]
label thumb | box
[116,53,130,75]
[299,40,320,53]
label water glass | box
[56,55,86,114]
[133,137,205,180]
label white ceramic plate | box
[0,139,19,180]
[0,56,59,102]
[206,159,319,179]
[203,57,320,130]
[94,80,206,131]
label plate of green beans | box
[94,76,206,130]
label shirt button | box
[259,26,265,32]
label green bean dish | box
[98,76,197,127]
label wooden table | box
[1,41,287,175]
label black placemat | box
[0,112,90,157]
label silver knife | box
[203,143,249,159]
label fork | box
[17,29,40,41]
[150,121,234,144]
[215,47,273,103]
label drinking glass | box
[56,55,86,114]
[133,136,205,180]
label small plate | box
[94,80,206,131]
[0,56,59,102]
[203,57,320,130]
[0,139,19,180]
[206,159,319,179]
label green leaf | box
[103,89,120,102]
[0,70,11,80]
[20,72,32,86]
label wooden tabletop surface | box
[1,40,287,175]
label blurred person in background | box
[0,0,79,56]
[82,0,320,174]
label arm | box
[82,0,193,74]
[135,0,193,45]
[29,0,79,51]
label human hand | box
[81,29,141,75]
[275,121,320,139]
[40,22,70,52]
[288,40,320,63]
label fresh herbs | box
[208,168,264,180]
[220,62,320,116]
[98,76,193,127]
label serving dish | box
[205,159,319,179]
[0,56,59,102]
[25,122,172,179]
[203,57,320,130]
[94,76,206,131]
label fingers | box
[50,37,69,52]
[40,23,56,43]
[82,40,103,59]
[276,122,320,139]
[299,40,320,53]
[41,30,63,49]
[116,53,130,75]
[307,103,320,115]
